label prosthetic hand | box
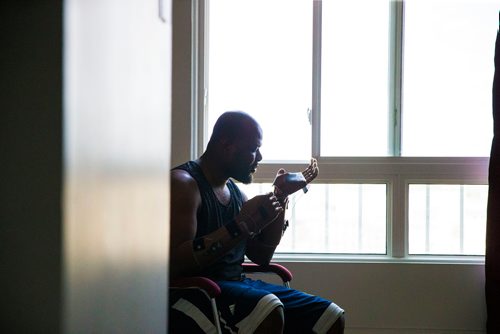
[172,193,283,277]
[236,192,283,236]
[272,158,319,200]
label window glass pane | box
[207,0,312,161]
[321,0,390,156]
[239,183,387,254]
[402,0,496,156]
[409,184,487,255]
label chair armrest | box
[170,277,221,298]
[242,263,293,283]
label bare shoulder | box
[170,168,201,249]
[171,168,196,186]
[171,168,200,202]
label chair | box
[169,263,293,334]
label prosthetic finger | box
[302,158,319,183]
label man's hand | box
[236,193,283,235]
[273,158,319,198]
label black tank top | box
[173,161,245,280]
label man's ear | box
[220,138,235,154]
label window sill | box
[272,252,485,265]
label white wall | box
[280,262,485,333]
[64,0,171,332]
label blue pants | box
[169,277,344,334]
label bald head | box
[207,111,261,149]
[202,111,263,183]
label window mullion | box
[311,0,322,158]
[389,0,405,258]
[388,0,404,157]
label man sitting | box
[170,111,345,333]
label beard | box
[228,163,255,184]
[232,169,254,184]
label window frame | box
[193,0,489,263]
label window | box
[403,0,495,157]
[241,183,387,254]
[321,0,390,156]
[408,184,488,255]
[207,0,312,161]
[200,0,495,259]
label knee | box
[266,306,284,328]
[255,306,284,333]
[327,313,345,334]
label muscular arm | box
[245,208,287,265]
[245,188,289,265]
[170,170,282,279]
[170,170,249,278]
